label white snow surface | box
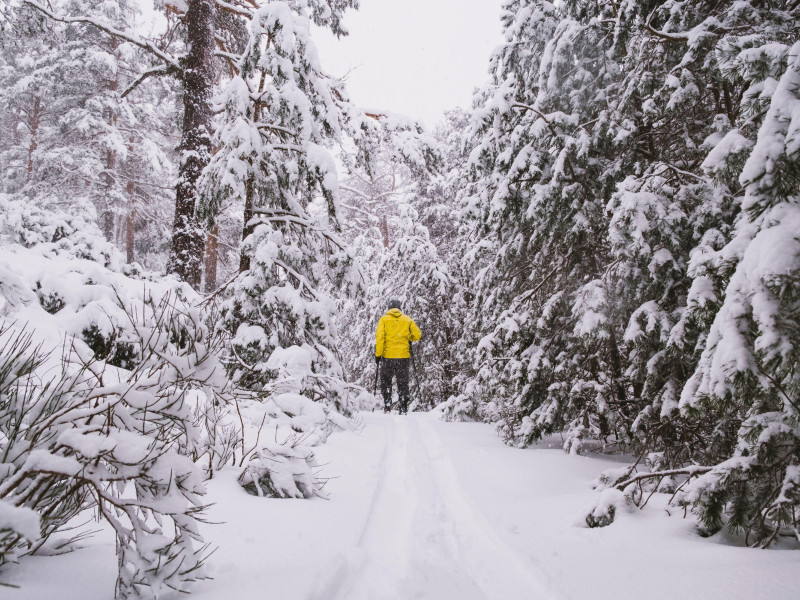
[5,412,798,600]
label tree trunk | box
[101,38,120,242]
[167,0,215,288]
[26,96,41,183]
[125,178,135,264]
[380,215,390,247]
[204,225,219,291]
[239,174,255,273]
[125,136,135,263]
[102,146,117,241]
[238,73,265,274]
[12,110,20,145]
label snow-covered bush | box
[438,388,483,423]
[238,441,327,500]
[0,195,122,268]
[0,284,243,597]
[231,388,353,499]
[585,489,627,529]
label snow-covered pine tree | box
[674,40,800,546]
[381,207,458,410]
[335,154,415,399]
[338,154,414,248]
[19,0,220,286]
[424,108,471,245]
[1,1,177,270]
[451,0,800,474]
[334,122,465,410]
[194,0,441,415]
[437,107,494,422]
[582,0,800,539]
[391,111,472,410]
[599,0,762,466]
[450,0,631,449]
[196,0,365,414]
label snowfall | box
[2,408,797,600]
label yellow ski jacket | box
[375,308,421,359]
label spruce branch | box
[643,7,746,44]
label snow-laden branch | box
[215,50,242,63]
[273,258,323,302]
[249,209,365,285]
[644,8,745,43]
[256,123,297,137]
[339,185,410,203]
[644,9,690,42]
[121,63,179,98]
[250,209,347,251]
[338,202,377,219]
[270,143,305,153]
[511,102,561,138]
[614,465,713,491]
[215,0,252,17]
[21,0,183,72]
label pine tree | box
[593,0,800,543]
[676,41,800,546]
[2,0,178,269]
[451,0,631,448]
[452,0,800,476]
[338,199,457,410]
[19,0,221,287]
[196,0,365,413]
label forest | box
[1,0,799,598]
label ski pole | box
[410,342,423,409]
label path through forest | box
[9,412,800,600]
[309,414,554,600]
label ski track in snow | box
[309,414,556,600]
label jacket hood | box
[386,308,403,317]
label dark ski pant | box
[380,358,410,411]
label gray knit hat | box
[387,299,402,310]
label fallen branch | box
[614,465,713,491]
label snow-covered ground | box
[5,411,799,600]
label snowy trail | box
[311,413,555,600]
[9,411,800,600]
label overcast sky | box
[312,0,505,129]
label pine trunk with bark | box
[102,146,117,241]
[26,96,41,183]
[101,38,119,243]
[238,72,266,274]
[204,224,219,291]
[239,175,255,273]
[167,0,215,288]
[125,179,135,264]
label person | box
[375,299,421,414]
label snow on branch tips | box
[0,287,248,597]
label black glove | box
[375,356,381,365]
